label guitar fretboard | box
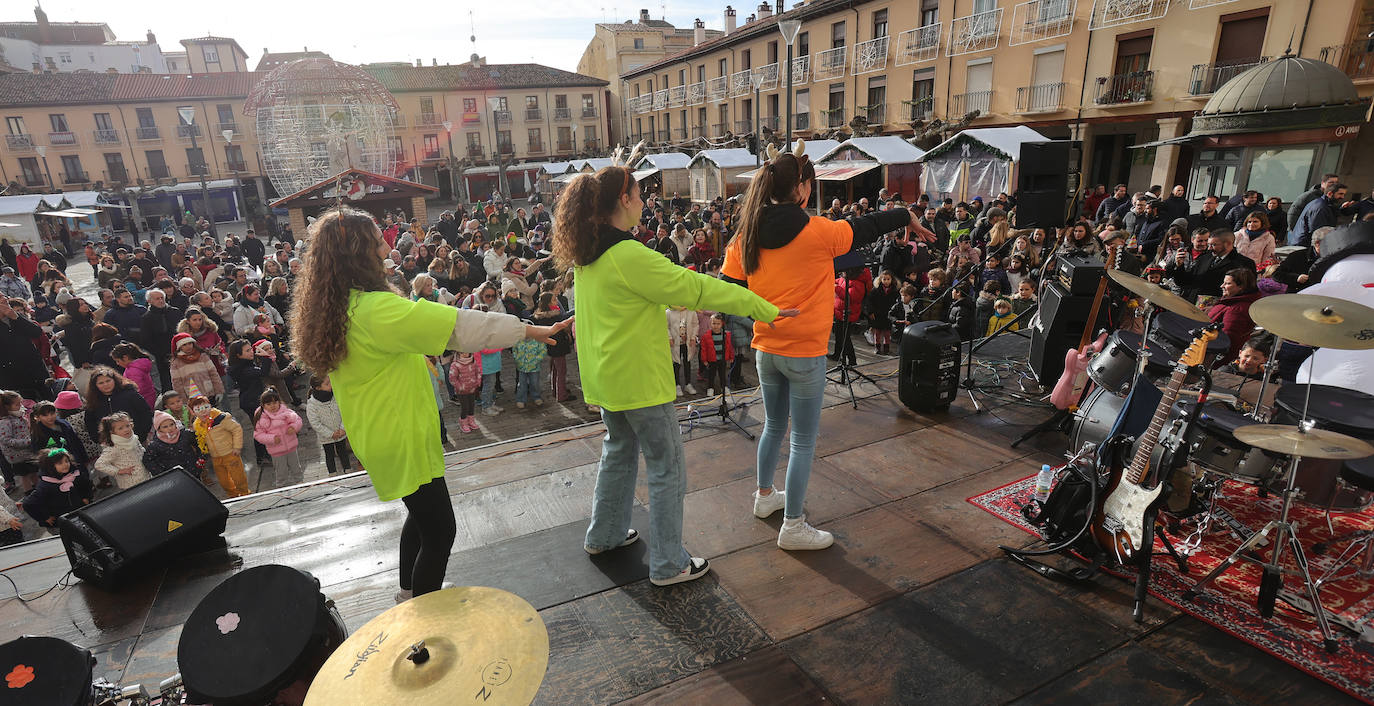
[1126,365,1188,486]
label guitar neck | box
[1125,365,1189,486]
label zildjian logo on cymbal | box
[344,631,388,679]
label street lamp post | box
[222,130,244,228]
[750,72,766,167]
[441,120,461,205]
[778,19,802,153]
[34,145,53,192]
[179,107,216,239]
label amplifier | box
[898,321,961,413]
[1056,252,1105,296]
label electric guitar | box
[1049,245,1119,410]
[1090,326,1218,564]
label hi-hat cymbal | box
[1234,424,1374,460]
[1106,269,1211,322]
[1248,294,1374,350]
[305,587,548,706]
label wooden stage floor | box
[0,356,1359,705]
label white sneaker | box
[777,516,834,550]
[753,487,785,518]
[684,384,697,395]
[481,406,501,416]
[676,384,683,396]
[395,581,456,603]
[516,401,526,409]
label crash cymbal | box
[1106,270,1211,322]
[305,587,548,706]
[1233,424,1374,460]
[1248,294,1374,350]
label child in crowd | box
[1144,266,1165,285]
[253,339,301,407]
[111,342,157,409]
[29,400,88,472]
[980,253,1011,298]
[1006,255,1030,292]
[512,330,547,409]
[449,351,483,432]
[424,356,452,446]
[948,285,975,341]
[919,268,950,323]
[1011,280,1038,317]
[306,376,353,474]
[698,313,733,396]
[975,281,1001,338]
[94,412,150,490]
[170,333,224,405]
[531,292,574,403]
[19,449,91,528]
[866,270,900,355]
[0,391,37,493]
[158,390,193,429]
[252,390,304,487]
[53,391,98,463]
[987,298,1019,336]
[478,345,504,416]
[667,306,699,396]
[190,395,250,498]
[143,410,207,478]
[889,284,920,335]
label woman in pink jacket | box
[110,342,157,409]
[252,389,304,487]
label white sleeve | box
[447,308,526,353]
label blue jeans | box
[515,369,541,403]
[585,402,690,581]
[755,352,827,519]
[480,372,497,408]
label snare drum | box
[178,564,346,706]
[1070,387,1127,453]
[1270,384,1374,510]
[1174,399,1282,486]
[0,636,95,706]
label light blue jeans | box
[480,372,498,408]
[515,370,541,403]
[755,352,827,519]
[585,402,690,581]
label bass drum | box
[1070,387,1127,453]
[1087,330,1173,397]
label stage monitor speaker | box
[1016,140,1080,229]
[898,321,961,413]
[1029,281,1109,384]
[58,468,228,590]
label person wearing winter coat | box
[0,392,37,492]
[103,290,147,342]
[53,390,98,463]
[143,410,207,477]
[864,270,900,355]
[947,285,975,341]
[252,389,304,487]
[306,376,352,474]
[888,284,920,335]
[697,314,734,395]
[140,289,182,391]
[448,352,482,433]
[87,322,125,371]
[110,343,157,409]
[84,367,153,443]
[29,400,88,471]
[975,282,999,338]
[190,396,249,497]
[231,284,284,337]
[667,307,700,396]
[831,267,872,365]
[20,448,91,527]
[1206,267,1264,364]
[170,333,225,403]
[93,412,150,490]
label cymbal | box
[1248,294,1374,350]
[305,587,548,706]
[1233,424,1374,460]
[1106,270,1211,322]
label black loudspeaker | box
[1029,281,1109,384]
[898,321,961,413]
[1016,141,1080,228]
[58,468,228,590]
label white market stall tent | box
[0,194,51,248]
[917,126,1049,203]
[633,152,693,199]
[688,148,757,203]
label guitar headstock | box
[1179,325,1220,368]
[1105,244,1118,270]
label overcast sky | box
[23,1,742,72]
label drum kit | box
[0,567,549,706]
[1069,271,1374,652]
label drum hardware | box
[1246,327,1282,421]
[1274,590,1374,644]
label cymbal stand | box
[1246,332,1283,421]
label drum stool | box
[1313,457,1374,590]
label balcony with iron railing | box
[147,164,171,179]
[557,139,575,152]
[790,55,810,84]
[553,107,572,121]
[217,121,240,138]
[896,24,941,65]
[658,130,671,142]
[820,107,846,128]
[48,131,78,147]
[186,162,209,177]
[669,86,686,108]
[525,107,542,121]
[673,127,687,140]
[62,170,89,184]
[1320,41,1374,80]
[493,110,512,124]
[528,140,544,153]
[686,82,706,106]
[497,142,515,155]
[753,63,779,91]
[813,46,847,80]
[735,119,753,134]
[707,76,729,102]
[691,125,706,138]
[584,139,600,151]
[226,160,248,172]
[856,103,887,126]
[4,134,35,152]
[654,89,669,110]
[795,111,810,130]
[903,97,935,121]
[1188,58,1268,95]
[582,106,599,118]
[1015,82,1065,113]
[92,129,121,145]
[415,112,443,127]
[389,113,407,129]
[467,145,485,158]
[1094,70,1154,105]
[103,168,129,184]
[730,69,752,97]
[1010,0,1075,47]
[134,126,161,141]
[951,90,992,116]
[21,173,45,187]
[947,8,1002,56]
[853,36,889,75]
[421,149,443,162]
[711,122,728,135]
[175,124,201,142]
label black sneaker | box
[650,557,710,586]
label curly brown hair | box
[552,166,636,269]
[289,207,395,375]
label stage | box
[0,350,1358,704]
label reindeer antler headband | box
[764,139,808,172]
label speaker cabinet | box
[1029,281,1109,384]
[58,468,228,590]
[898,321,962,413]
[1016,140,1080,229]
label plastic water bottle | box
[1033,464,1055,504]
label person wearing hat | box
[189,394,251,498]
[1098,229,1143,275]
[143,409,207,478]
[0,266,29,301]
[170,332,224,405]
[383,258,408,296]
[970,206,1006,249]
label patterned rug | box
[969,474,1374,703]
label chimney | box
[694,18,706,45]
[639,8,651,23]
[147,30,158,45]
[747,13,756,22]
[432,58,438,66]
[724,5,737,34]
[35,6,51,43]
[106,67,118,74]
[31,62,41,74]
[757,2,773,19]
[416,58,422,67]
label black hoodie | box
[727,203,911,267]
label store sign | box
[1335,124,1361,139]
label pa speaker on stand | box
[1016,140,1081,229]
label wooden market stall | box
[813,136,926,207]
[632,152,692,200]
[916,126,1049,203]
[270,167,438,236]
[687,148,756,203]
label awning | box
[39,208,100,218]
[1129,134,1201,150]
[0,221,20,228]
[632,168,660,182]
[814,161,881,181]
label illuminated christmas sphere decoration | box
[244,58,401,196]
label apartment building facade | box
[623,0,1373,200]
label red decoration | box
[5,664,34,688]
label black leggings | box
[322,440,352,474]
[399,476,456,595]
